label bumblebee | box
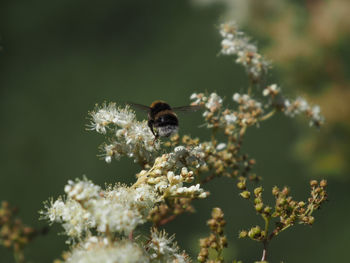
[129,100,201,139]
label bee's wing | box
[127,102,150,112]
[172,105,203,113]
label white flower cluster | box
[146,228,190,263]
[263,84,281,97]
[190,92,230,128]
[220,22,269,80]
[190,88,323,130]
[89,103,160,164]
[284,97,324,127]
[233,93,262,112]
[65,237,149,263]
[42,178,158,238]
[190,92,223,118]
[190,92,265,129]
[44,197,94,238]
[204,93,223,112]
[136,146,208,200]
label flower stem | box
[259,109,276,121]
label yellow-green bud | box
[239,230,248,238]
[211,207,224,220]
[240,191,251,199]
[237,181,246,190]
[298,201,305,207]
[263,206,272,214]
[248,226,261,239]
[254,187,263,197]
[255,203,264,212]
[272,186,279,196]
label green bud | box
[220,236,228,247]
[237,181,246,190]
[272,186,279,196]
[211,207,224,220]
[254,197,262,204]
[255,203,264,212]
[239,230,248,238]
[308,216,315,224]
[254,187,263,197]
[240,191,251,199]
[298,201,305,207]
[248,226,261,239]
[263,206,272,214]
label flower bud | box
[255,203,264,212]
[308,216,315,224]
[298,201,305,207]
[281,187,289,196]
[254,187,263,197]
[237,181,246,190]
[310,180,318,187]
[248,226,261,239]
[263,206,272,214]
[272,186,279,196]
[239,230,248,238]
[220,236,228,247]
[320,180,327,187]
[211,207,224,220]
[240,191,251,199]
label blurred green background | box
[1,0,349,262]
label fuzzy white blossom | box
[89,103,160,165]
[224,113,237,124]
[309,105,324,127]
[284,97,309,117]
[263,84,280,97]
[220,22,269,80]
[42,198,95,238]
[42,179,158,238]
[146,228,190,263]
[65,238,149,263]
[283,97,324,127]
[205,93,223,112]
[138,146,208,199]
[65,178,101,201]
[233,93,262,112]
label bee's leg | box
[148,120,157,139]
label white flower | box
[190,93,198,100]
[189,92,205,105]
[88,103,118,134]
[42,178,158,238]
[233,93,240,102]
[233,93,263,112]
[216,143,227,150]
[64,178,101,201]
[309,105,324,127]
[220,21,269,79]
[112,107,135,128]
[146,228,190,262]
[263,84,280,96]
[205,93,223,112]
[224,113,237,124]
[66,238,149,263]
[42,198,95,238]
[284,97,309,117]
[90,104,160,165]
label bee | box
[128,100,201,139]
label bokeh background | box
[1,0,349,262]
